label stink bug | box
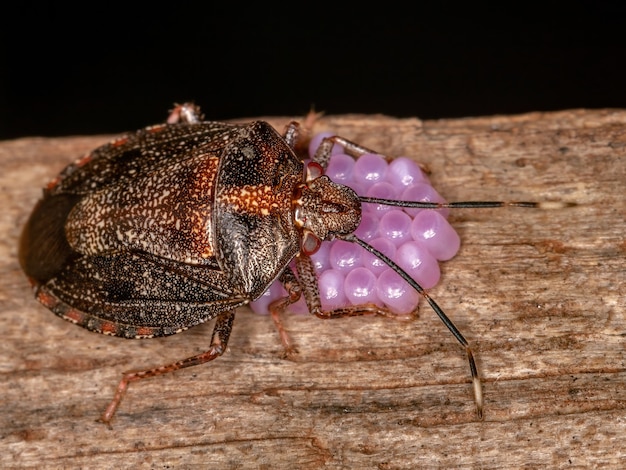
[19,103,552,424]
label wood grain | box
[1,110,624,469]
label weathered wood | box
[1,110,624,468]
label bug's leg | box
[166,102,204,124]
[268,267,302,356]
[282,118,322,156]
[311,133,439,176]
[312,135,380,170]
[295,255,391,319]
[100,310,235,425]
[282,122,301,149]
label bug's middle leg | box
[268,267,303,356]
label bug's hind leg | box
[100,309,235,426]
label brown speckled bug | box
[19,103,550,424]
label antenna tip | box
[536,201,578,210]
[473,376,484,420]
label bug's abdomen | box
[65,154,220,265]
[19,193,82,284]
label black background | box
[2,3,625,140]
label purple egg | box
[325,153,356,182]
[288,296,310,315]
[379,210,412,246]
[386,157,429,187]
[352,153,388,186]
[401,183,450,218]
[309,241,332,271]
[394,241,440,289]
[308,131,343,159]
[329,240,363,271]
[250,281,287,315]
[318,269,348,310]
[410,210,461,261]
[363,182,399,214]
[344,267,381,306]
[354,211,379,241]
[376,268,420,314]
[361,237,397,275]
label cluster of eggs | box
[249,132,460,316]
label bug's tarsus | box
[100,310,236,425]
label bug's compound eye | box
[305,161,324,182]
[301,229,322,255]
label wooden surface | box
[1,110,625,469]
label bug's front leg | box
[100,310,236,425]
[268,267,302,357]
[294,254,395,319]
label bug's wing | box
[38,251,249,338]
[50,122,245,196]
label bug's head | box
[293,162,361,256]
